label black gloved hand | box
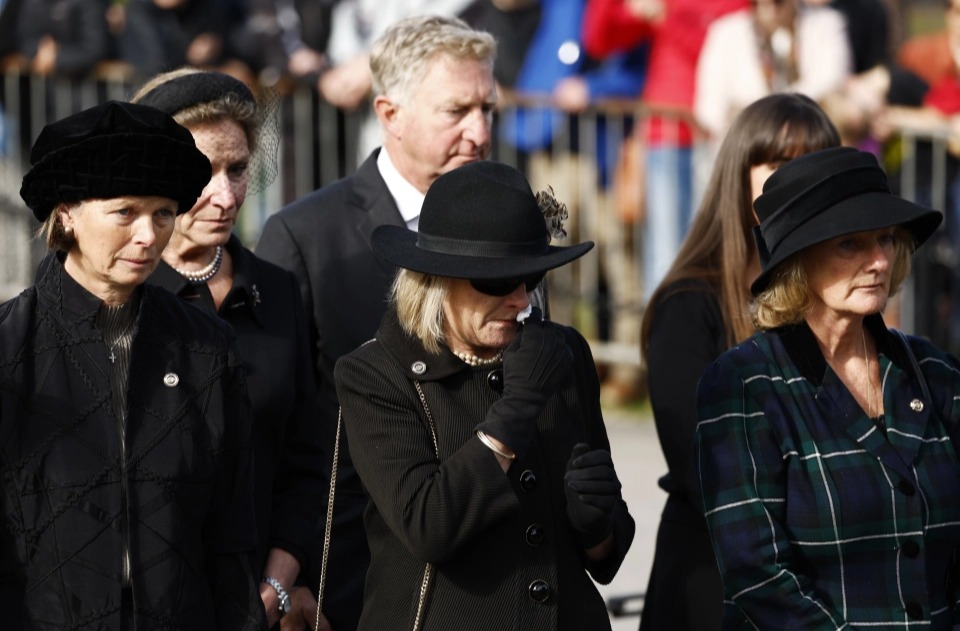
[564,443,622,548]
[501,307,573,401]
[475,307,573,459]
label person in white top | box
[694,0,852,146]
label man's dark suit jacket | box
[256,149,405,631]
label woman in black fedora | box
[695,146,960,629]
[333,160,635,631]
[2,101,267,630]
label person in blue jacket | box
[470,0,649,402]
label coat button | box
[901,540,920,558]
[528,579,551,602]
[163,373,179,387]
[487,369,503,392]
[897,479,916,496]
[525,523,545,546]
[906,602,923,619]
[411,361,427,375]
[520,469,537,492]
[909,399,924,412]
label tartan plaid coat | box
[696,314,960,630]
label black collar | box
[148,234,265,326]
[222,234,264,324]
[777,312,895,386]
[35,251,146,337]
[375,306,473,382]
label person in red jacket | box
[582,0,746,303]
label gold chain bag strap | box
[316,381,440,631]
[315,408,342,630]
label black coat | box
[147,234,324,577]
[0,0,23,58]
[119,0,226,77]
[256,148,403,630]
[18,0,109,77]
[641,279,726,631]
[334,307,635,631]
[0,254,266,630]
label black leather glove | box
[475,307,573,459]
[564,443,622,548]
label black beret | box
[20,100,212,221]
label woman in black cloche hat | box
[695,146,960,629]
[2,101,267,630]
[332,160,635,631]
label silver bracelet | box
[262,575,292,617]
[476,430,516,461]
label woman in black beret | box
[333,160,635,631]
[130,68,325,631]
[3,100,267,630]
[696,146,960,629]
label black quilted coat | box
[0,254,267,630]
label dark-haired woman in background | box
[638,93,840,631]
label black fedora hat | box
[20,100,212,222]
[371,161,594,279]
[750,146,942,295]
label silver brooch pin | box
[163,373,180,387]
[411,361,427,375]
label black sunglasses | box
[470,272,545,297]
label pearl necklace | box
[172,246,223,283]
[454,350,503,367]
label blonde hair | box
[751,227,915,329]
[370,15,496,104]
[36,202,79,251]
[391,269,450,353]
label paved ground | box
[596,407,666,631]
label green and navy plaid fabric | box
[696,316,960,630]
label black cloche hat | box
[20,100,212,222]
[751,146,942,295]
[371,161,594,279]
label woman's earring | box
[63,225,73,237]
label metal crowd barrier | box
[2,69,958,368]
[893,130,959,356]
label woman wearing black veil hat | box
[0,101,267,630]
[131,67,325,630]
[333,160,635,631]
